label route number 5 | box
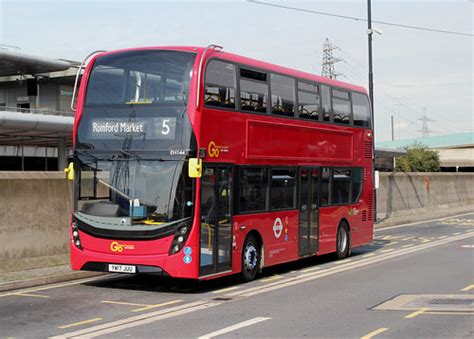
[161,119,170,135]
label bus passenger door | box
[199,165,233,276]
[299,168,320,257]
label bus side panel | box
[233,210,299,268]
[318,206,341,255]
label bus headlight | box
[169,221,191,255]
[71,219,82,250]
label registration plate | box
[108,264,136,274]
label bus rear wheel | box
[241,234,260,282]
[336,222,350,259]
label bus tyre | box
[336,222,350,259]
[241,234,260,282]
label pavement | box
[0,204,472,294]
[0,211,473,338]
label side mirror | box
[64,162,75,181]
[188,158,202,178]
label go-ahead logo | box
[208,140,229,158]
[110,241,135,252]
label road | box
[1,213,473,338]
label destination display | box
[88,117,176,140]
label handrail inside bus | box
[196,44,223,109]
[70,50,106,112]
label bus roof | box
[97,46,367,94]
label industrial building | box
[377,133,474,172]
[0,46,77,170]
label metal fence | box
[0,106,74,116]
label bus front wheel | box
[241,234,260,282]
[336,222,351,259]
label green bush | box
[396,142,440,172]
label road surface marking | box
[389,241,399,245]
[0,275,114,298]
[197,317,271,339]
[132,300,183,312]
[101,299,182,312]
[362,253,375,258]
[228,231,474,298]
[51,301,220,338]
[261,275,283,282]
[402,236,415,241]
[421,239,431,243]
[405,307,428,319]
[453,232,462,235]
[402,244,415,248]
[334,259,353,265]
[380,248,395,253]
[101,300,150,307]
[437,236,448,239]
[461,284,474,292]
[374,211,474,232]
[58,318,103,329]
[301,266,321,272]
[51,231,474,338]
[211,286,240,294]
[14,292,49,299]
[360,327,388,339]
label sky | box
[0,0,472,142]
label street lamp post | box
[367,0,376,221]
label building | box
[376,133,474,172]
[0,46,78,170]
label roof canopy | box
[0,50,71,77]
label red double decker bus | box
[69,45,373,281]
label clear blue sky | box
[1,0,472,142]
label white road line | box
[0,275,115,298]
[51,301,220,339]
[197,317,271,339]
[211,286,240,294]
[374,212,474,232]
[51,231,474,338]
[228,231,474,298]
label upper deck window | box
[332,89,351,125]
[239,68,268,113]
[297,81,320,120]
[352,92,371,128]
[205,60,236,109]
[85,50,195,107]
[321,85,331,122]
[270,73,295,117]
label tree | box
[395,142,440,172]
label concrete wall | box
[377,172,474,220]
[1,172,473,273]
[0,172,71,272]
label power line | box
[247,0,474,37]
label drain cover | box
[374,294,474,312]
[429,299,473,305]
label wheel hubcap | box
[244,243,258,271]
[338,228,347,253]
